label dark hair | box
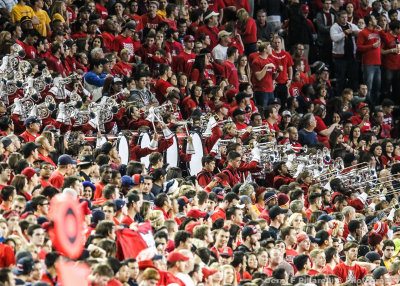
[45,252,60,268]
[293,254,310,271]
[154,193,169,208]
[174,230,192,248]
[1,186,15,201]
[202,154,215,166]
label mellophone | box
[84,131,204,176]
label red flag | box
[115,228,150,260]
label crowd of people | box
[1,0,400,285]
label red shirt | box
[95,3,108,19]
[112,62,133,77]
[101,31,115,52]
[223,0,250,11]
[222,60,239,90]
[165,40,184,57]
[381,31,400,70]
[20,41,37,59]
[173,51,196,74]
[250,55,275,92]
[46,55,65,76]
[49,170,64,189]
[38,153,56,167]
[209,0,226,12]
[114,35,135,61]
[196,25,219,50]
[308,269,321,276]
[210,206,226,222]
[240,17,257,44]
[20,130,40,142]
[141,14,164,30]
[333,263,368,283]
[0,244,15,268]
[154,78,172,104]
[271,49,294,84]
[121,215,134,226]
[350,114,371,133]
[356,28,382,66]
[93,181,105,200]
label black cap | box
[78,155,94,166]
[242,225,258,239]
[13,257,34,275]
[373,267,388,280]
[270,97,281,105]
[21,142,39,156]
[268,206,288,220]
[24,116,41,127]
[233,108,246,117]
[365,251,381,263]
[123,22,136,31]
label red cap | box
[358,103,369,110]
[301,4,309,13]
[331,192,343,205]
[184,35,195,42]
[373,221,388,236]
[187,209,207,219]
[186,221,201,234]
[202,268,217,279]
[138,260,158,270]
[167,252,190,263]
[297,233,309,243]
[220,246,233,257]
[21,167,36,181]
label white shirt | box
[212,44,228,61]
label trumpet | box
[252,125,271,134]
[30,95,57,119]
[219,138,237,147]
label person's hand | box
[246,126,252,133]
[148,54,153,58]
[159,122,166,129]
[373,41,380,48]
[31,16,40,25]
[153,132,159,141]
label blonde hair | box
[149,210,164,228]
[236,8,249,32]
[331,220,344,237]
[222,265,237,285]
[288,213,303,227]
[222,123,235,136]
[309,249,325,261]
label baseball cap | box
[24,116,41,127]
[184,35,195,42]
[21,142,40,155]
[132,174,144,185]
[1,137,12,148]
[167,252,189,263]
[282,110,292,117]
[301,4,310,13]
[212,187,225,200]
[204,10,219,20]
[297,233,309,243]
[270,98,281,105]
[78,155,94,166]
[218,30,231,38]
[317,214,334,222]
[393,226,400,233]
[233,108,246,117]
[58,154,76,166]
[202,268,217,279]
[220,246,233,257]
[177,196,192,209]
[114,199,126,212]
[187,209,207,219]
[242,225,258,239]
[20,16,32,24]
[113,77,123,84]
[13,257,34,275]
[269,206,288,220]
[121,175,135,188]
[21,167,36,181]
[358,103,369,110]
[123,22,136,31]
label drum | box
[138,132,152,168]
[186,131,204,176]
[165,134,179,168]
[117,135,130,165]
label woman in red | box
[236,9,257,56]
[314,84,328,108]
[346,126,364,151]
[381,139,395,167]
[182,84,210,117]
[191,53,213,84]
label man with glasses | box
[31,195,49,218]
[39,162,54,188]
